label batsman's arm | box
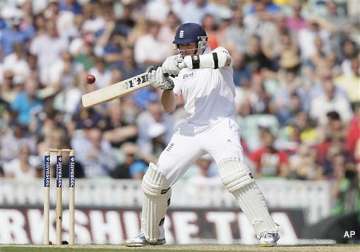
[146,65,177,113]
[179,47,232,70]
[160,89,176,113]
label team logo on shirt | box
[166,143,174,152]
[182,72,194,80]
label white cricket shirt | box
[173,51,236,132]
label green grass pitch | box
[0,245,360,252]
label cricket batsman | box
[126,23,280,247]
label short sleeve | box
[172,76,182,96]
[212,47,232,67]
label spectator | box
[278,32,301,72]
[30,19,68,84]
[297,20,329,60]
[315,111,347,167]
[0,7,35,56]
[339,38,358,75]
[52,53,82,116]
[308,35,329,68]
[272,69,302,125]
[137,96,174,155]
[118,46,144,79]
[286,2,307,33]
[288,144,323,180]
[232,52,252,87]
[59,0,83,15]
[275,92,303,126]
[158,11,180,45]
[134,21,171,67]
[0,123,36,162]
[88,57,111,88]
[110,143,149,180]
[332,163,360,215]
[72,127,118,177]
[145,0,171,23]
[246,72,272,114]
[103,100,138,148]
[3,43,30,82]
[222,10,249,53]
[37,124,70,156]
[11,78,43,126]
[346,104,360,163]
[110,143,137,179]
[56,1,79,40]
[249,127,289,177]
[245,35,275,71]
[3,143,38,180]
[335,56,360,105]
[289,111,318,145]
[310,73,353,125]
[201,14,218,49]
[81,2,106,35]
[113,3,136,38]
[175,0,215,24]
[61,151,85,179]
[49,51,76,87]
[186,155,220,186]
[322,0,348,30]
[1,70,18,103]
[0,93,11,128]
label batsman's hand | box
[177,55,192,69]
[147,67,174,90]
[162,54,183,76]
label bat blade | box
[82,72,150,108]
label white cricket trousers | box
[157,117,243,186]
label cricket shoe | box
[257,231,280,246]
[124,233,166,247]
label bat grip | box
[147,65,177,78]
[164,72,177,78]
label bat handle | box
[163,72,177,78]
[147,65,177,78]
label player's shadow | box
[176,86,235,136]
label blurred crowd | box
[0,0,359,209]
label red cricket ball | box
[86,74,96,84]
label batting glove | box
[148,67,174,90]
[161,54,183,76]
[178,55,197,69]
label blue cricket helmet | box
[173,23,208,54]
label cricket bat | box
[81,72,150,108]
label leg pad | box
[141,163,171,243]
[218,159,278,235]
